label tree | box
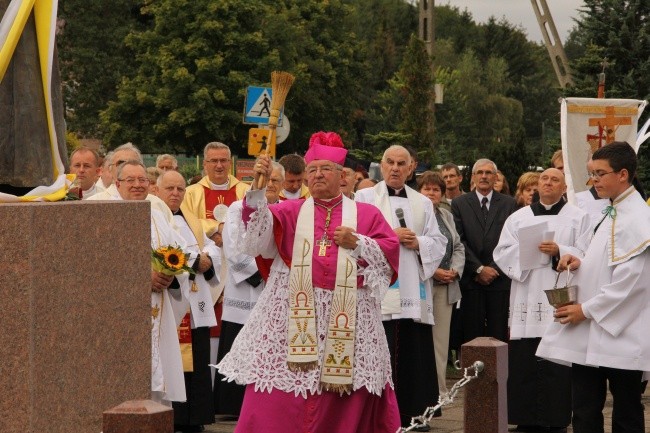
[100,0,374,157]
[395,35,435,151]
[57,0,143,137]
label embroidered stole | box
[287,197,358,393]
[374,183,424,314]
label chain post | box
[397,361,484,433]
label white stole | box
[374,182,424,314]
[287,196,359,393]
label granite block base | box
[0,201,152,433]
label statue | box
[0,0,68,198]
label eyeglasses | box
[474,170,495,176]
[588,170,617,180]
[118,177,150,185]
[205,158,230,165]
[306,165,337,176]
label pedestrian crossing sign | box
[243,86,283,125]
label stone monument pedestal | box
[461,337,508,433]
[0,201,152,433]
[103,400,173,433]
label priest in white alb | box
[536,142,650,433]
[156,170,220,431]
[493,168,591,431]
[217,132,401,433]
[355,145,447,425]
[113,161,189,405]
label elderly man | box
[538,142,650,433]
[69,146,101,199]
[87,143,172,220]
[340,165,356,199]
[114,160,188,405]
[278,153,310,200]
[494,168,591,432]
[355,145,447,427]
[218,131,401,433]
[451,159,517,343]
[181,141,249,389]
[213,161,285,419]
[156,170,219,433]
[96,151,113,193]
[157,154,179,172]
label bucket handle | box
[553,267,573,289]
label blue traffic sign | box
[243,86,283,125]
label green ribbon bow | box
[602,205,617,219]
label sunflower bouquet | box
[151,245,194,276]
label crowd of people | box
[67,137,650,433]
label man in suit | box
[451,158,517,343]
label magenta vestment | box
[219,194,402,433]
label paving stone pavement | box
[203,377,650,433]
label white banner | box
[561,97,647,204]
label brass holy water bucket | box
[544,269,577,320]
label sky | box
[440,0,586,43]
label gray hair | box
[203,142,231,159]
[157,168,186,187]
[103,151,114,169]
[112,142,143,164]
[472,158,498,174]
[116,160,146,179]
[271,161,285,179]
[156,154,178,167]
[381,145,412,163]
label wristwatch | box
[476,265,484,274]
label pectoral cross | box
[317,233,332,256]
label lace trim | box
[237,199,272,257]
[223,298,256,311]
[356,234,392,301]
[217,271,394,398]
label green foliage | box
[395,35,435,150]
[57,0,561,183]
[57,0,142,137]
[177,163,201,183]
[99,0,377,158]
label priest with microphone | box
[355,145,447,429]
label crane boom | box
[531,0,574,88]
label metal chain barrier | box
[397,360,485,433]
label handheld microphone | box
[395,208,407,228]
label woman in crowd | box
[514,172,540,208]
[494,170,511,195]
[417,171,465,402]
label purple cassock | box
[219,194,402,433]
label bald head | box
[538,168,566,205]
[157,170,187,212]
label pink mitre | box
[304,131,347,165]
